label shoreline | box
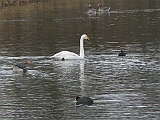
[1,0,42,7]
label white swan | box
[51,34,90,60]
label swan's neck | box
[80,37,84,58]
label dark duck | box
[118,50,126,56]
[76,96,94,106]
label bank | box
[1,0,42,7]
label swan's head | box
[81,34,90,40]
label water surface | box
[0,0,160,119]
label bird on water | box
[12,59,31,73]
[76,96,94,105]
[118,50,126,56]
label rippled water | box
[0,0,160,119]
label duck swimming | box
[12,59,31,73]
[97,3,110,12]
[118,50,126,56]
[87,4,96,15]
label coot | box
[76,96,94,105]
[118,50,126,56]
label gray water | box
[0,0,160,119]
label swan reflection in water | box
[52,60,90,99]
[79,60,85,94]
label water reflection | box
[79,60,85,95]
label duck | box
[12,59,31,73]
[118,50,126,56]
[76,96,94,105]
[51,34,90,60]
[97,3,110,12]
[87,4,96,15]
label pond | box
[0,0,160,119]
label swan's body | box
[51,34,90,60]
[97,3,110,12]
[52,51,82,60]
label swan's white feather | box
[51,51,82,60]
[51,34,89,60]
